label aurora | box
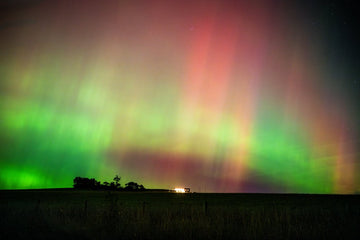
[0,0,359,193]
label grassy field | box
[1,190,359,239]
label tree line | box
[73,175,145,191]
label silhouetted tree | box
[113,175,121,188]
[73,175,144,191]
[125,182,145,191]
[73,177,100,190]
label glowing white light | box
[174,188,186,193]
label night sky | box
[0,0,359,193]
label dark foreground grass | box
[1,190,359,240]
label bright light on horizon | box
[174,188,186,193]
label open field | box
[1,190,359,239]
